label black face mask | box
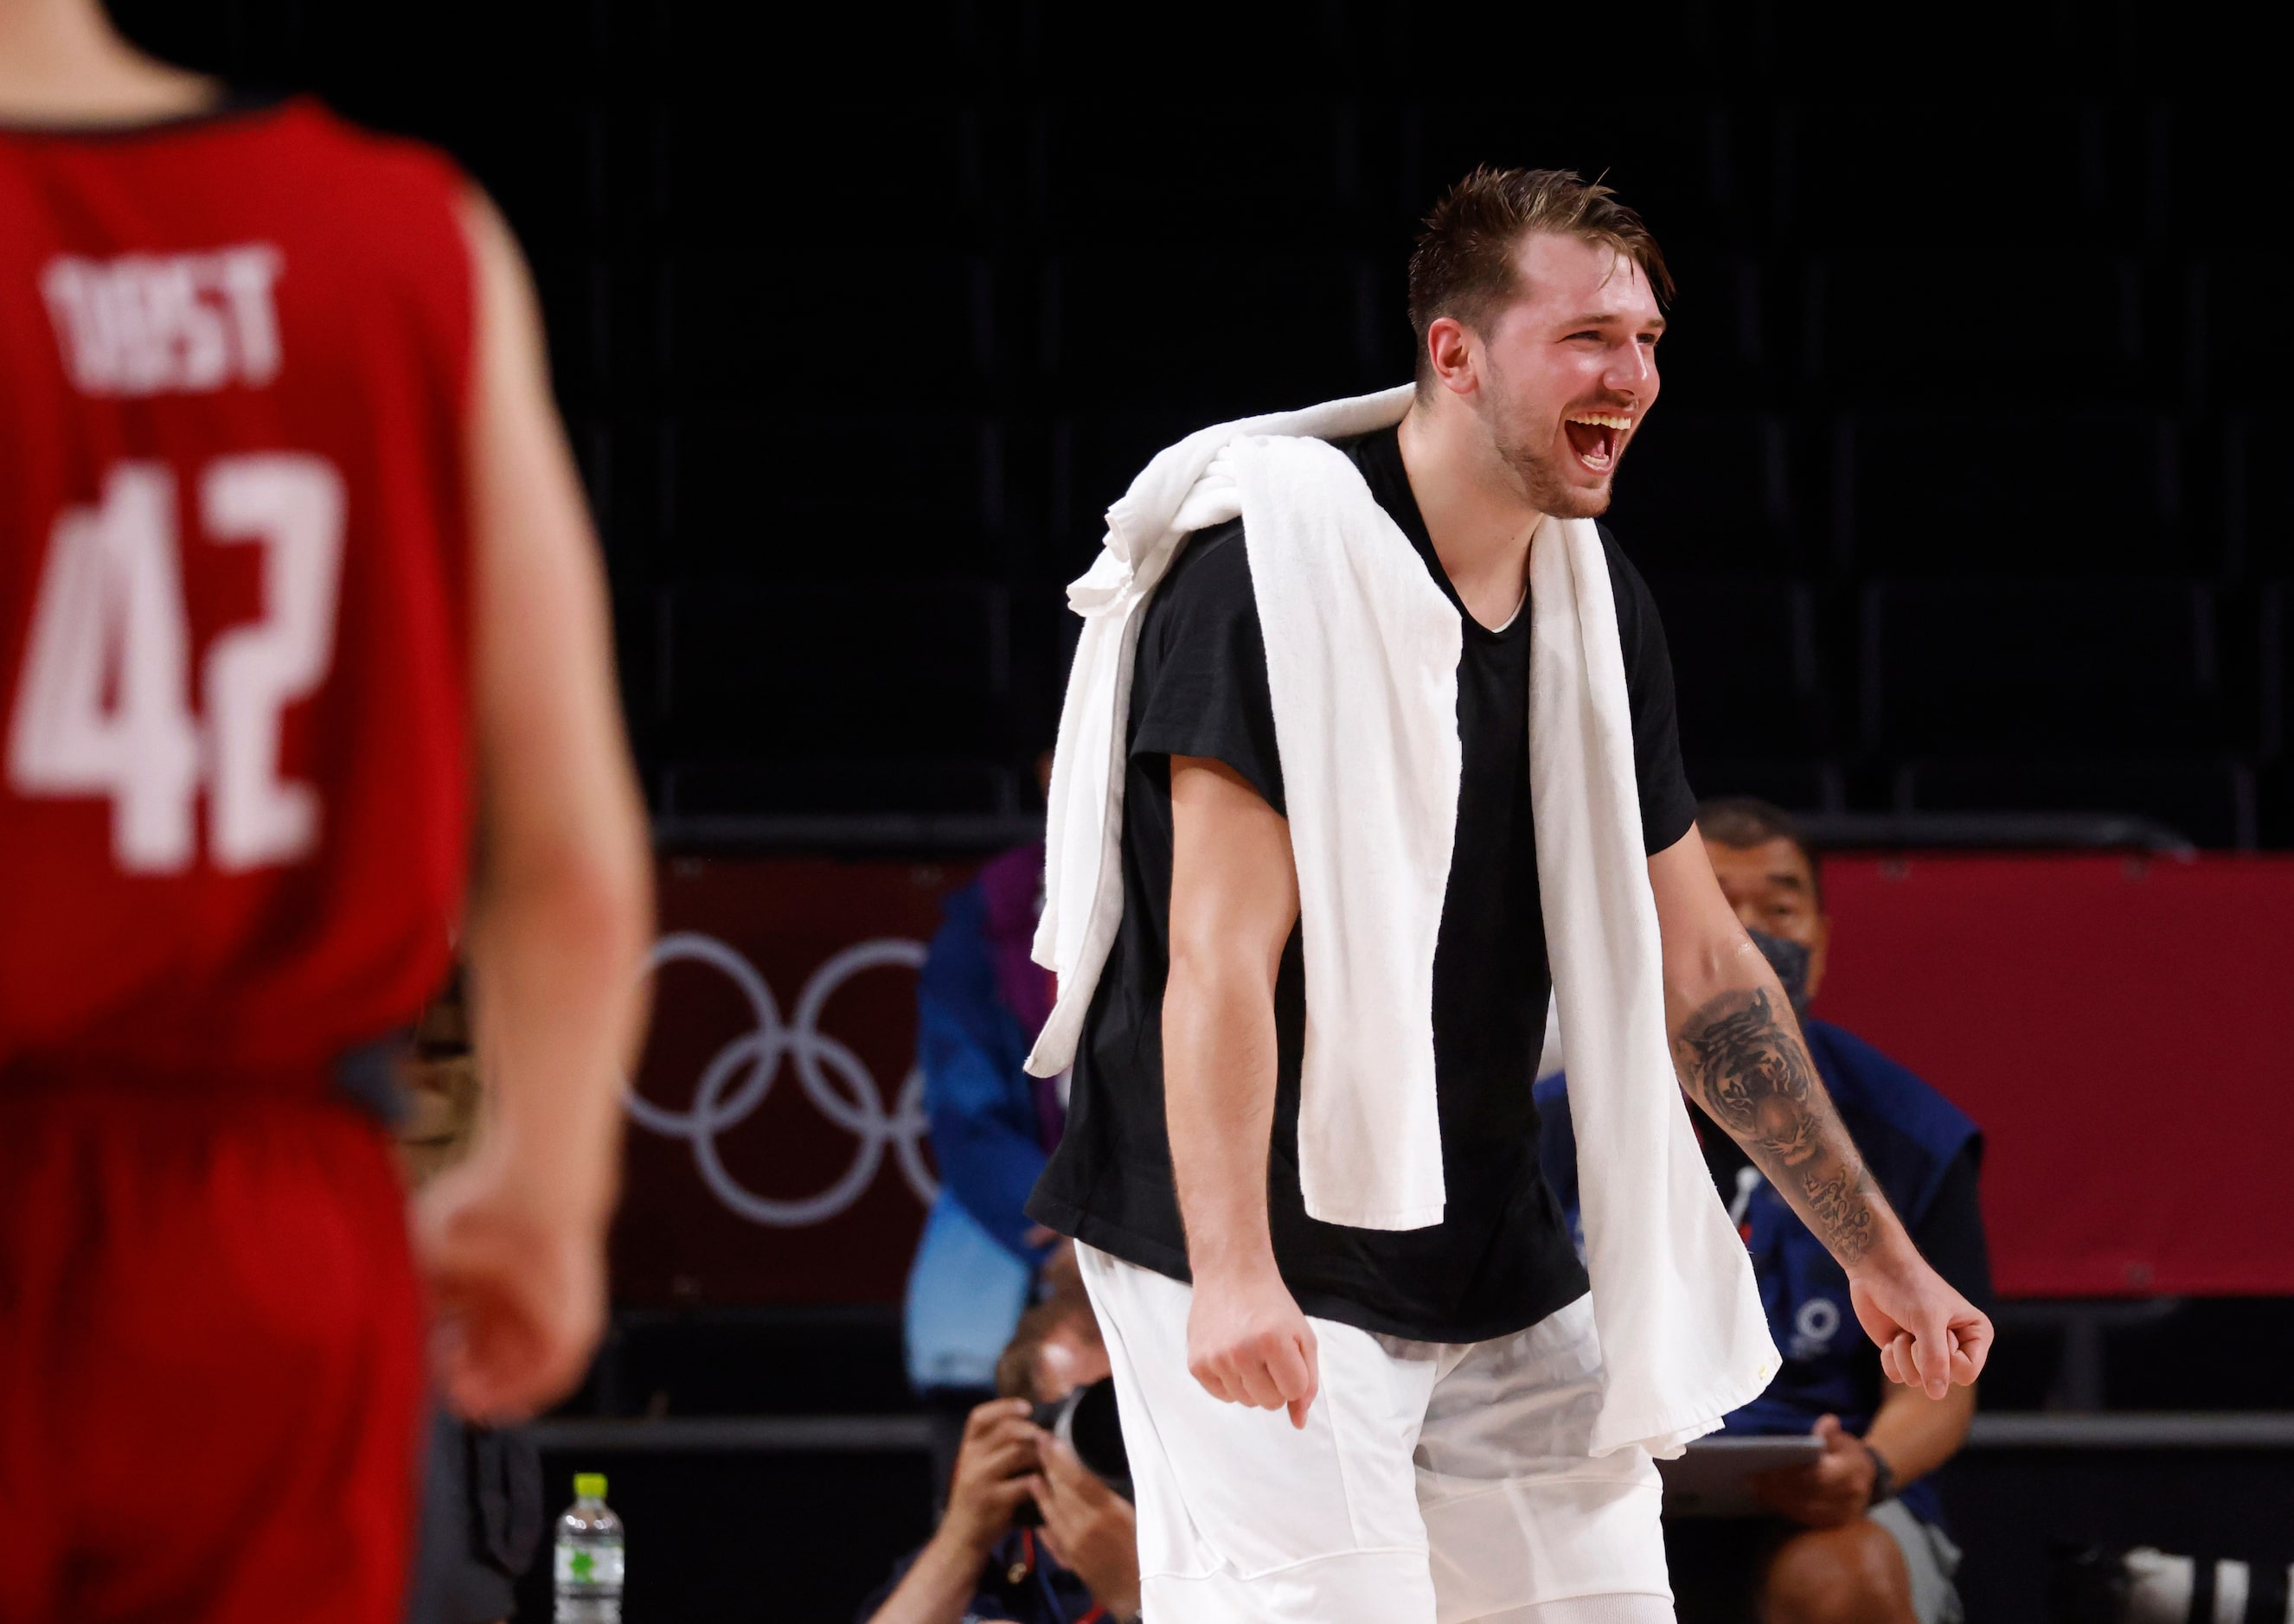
[1746,928,1812,1023]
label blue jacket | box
[1535,1018,1981,1525]
[905,853,1060,1393]
[918,878,1056,1263]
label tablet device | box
[1656,1434,1828,1518]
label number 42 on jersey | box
[8,455,346,875]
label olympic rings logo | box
[625,932,939,1228]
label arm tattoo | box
[1676,987,1881,1263]
[1798,1163,1878,1262]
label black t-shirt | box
[1027,425,1700,1343]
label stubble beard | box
[1488,372,1615,521]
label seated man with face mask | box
[1536,798,1994,1624]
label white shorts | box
[1078,1244,1671,1624]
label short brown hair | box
[1407,167,1673,385]
[1698,796,1824,910]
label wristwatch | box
[1861,1441,1899,1507]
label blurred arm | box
[862,1537,987,1624]
[418,188,654,1420]
[459,183,651,1224]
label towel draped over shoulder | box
[1028,386,1778,1456]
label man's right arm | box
[1163,756,1319,1428]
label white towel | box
[1524,512,1781,1456]
[1028,386,1420,1090]
[1028,388,1778,1456]
[1234,432,1462,1229]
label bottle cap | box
[574,1472,608,1501]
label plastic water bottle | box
[553,1472,625,1622]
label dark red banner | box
[1815,853,2294,1298]
[611,852,2294,1307]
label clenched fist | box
[1187,1264,1320,1429]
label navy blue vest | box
[1535,1018,1979,1525]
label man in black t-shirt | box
[1028,169,1990,1624]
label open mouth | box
[1562,412,1633,473]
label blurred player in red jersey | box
[0,2,654,1620]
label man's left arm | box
[1863,1139,1991,1486]
[1646,829,1993,1397]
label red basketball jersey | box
[0,97,475,1086]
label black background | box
[105,0,2294,849]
